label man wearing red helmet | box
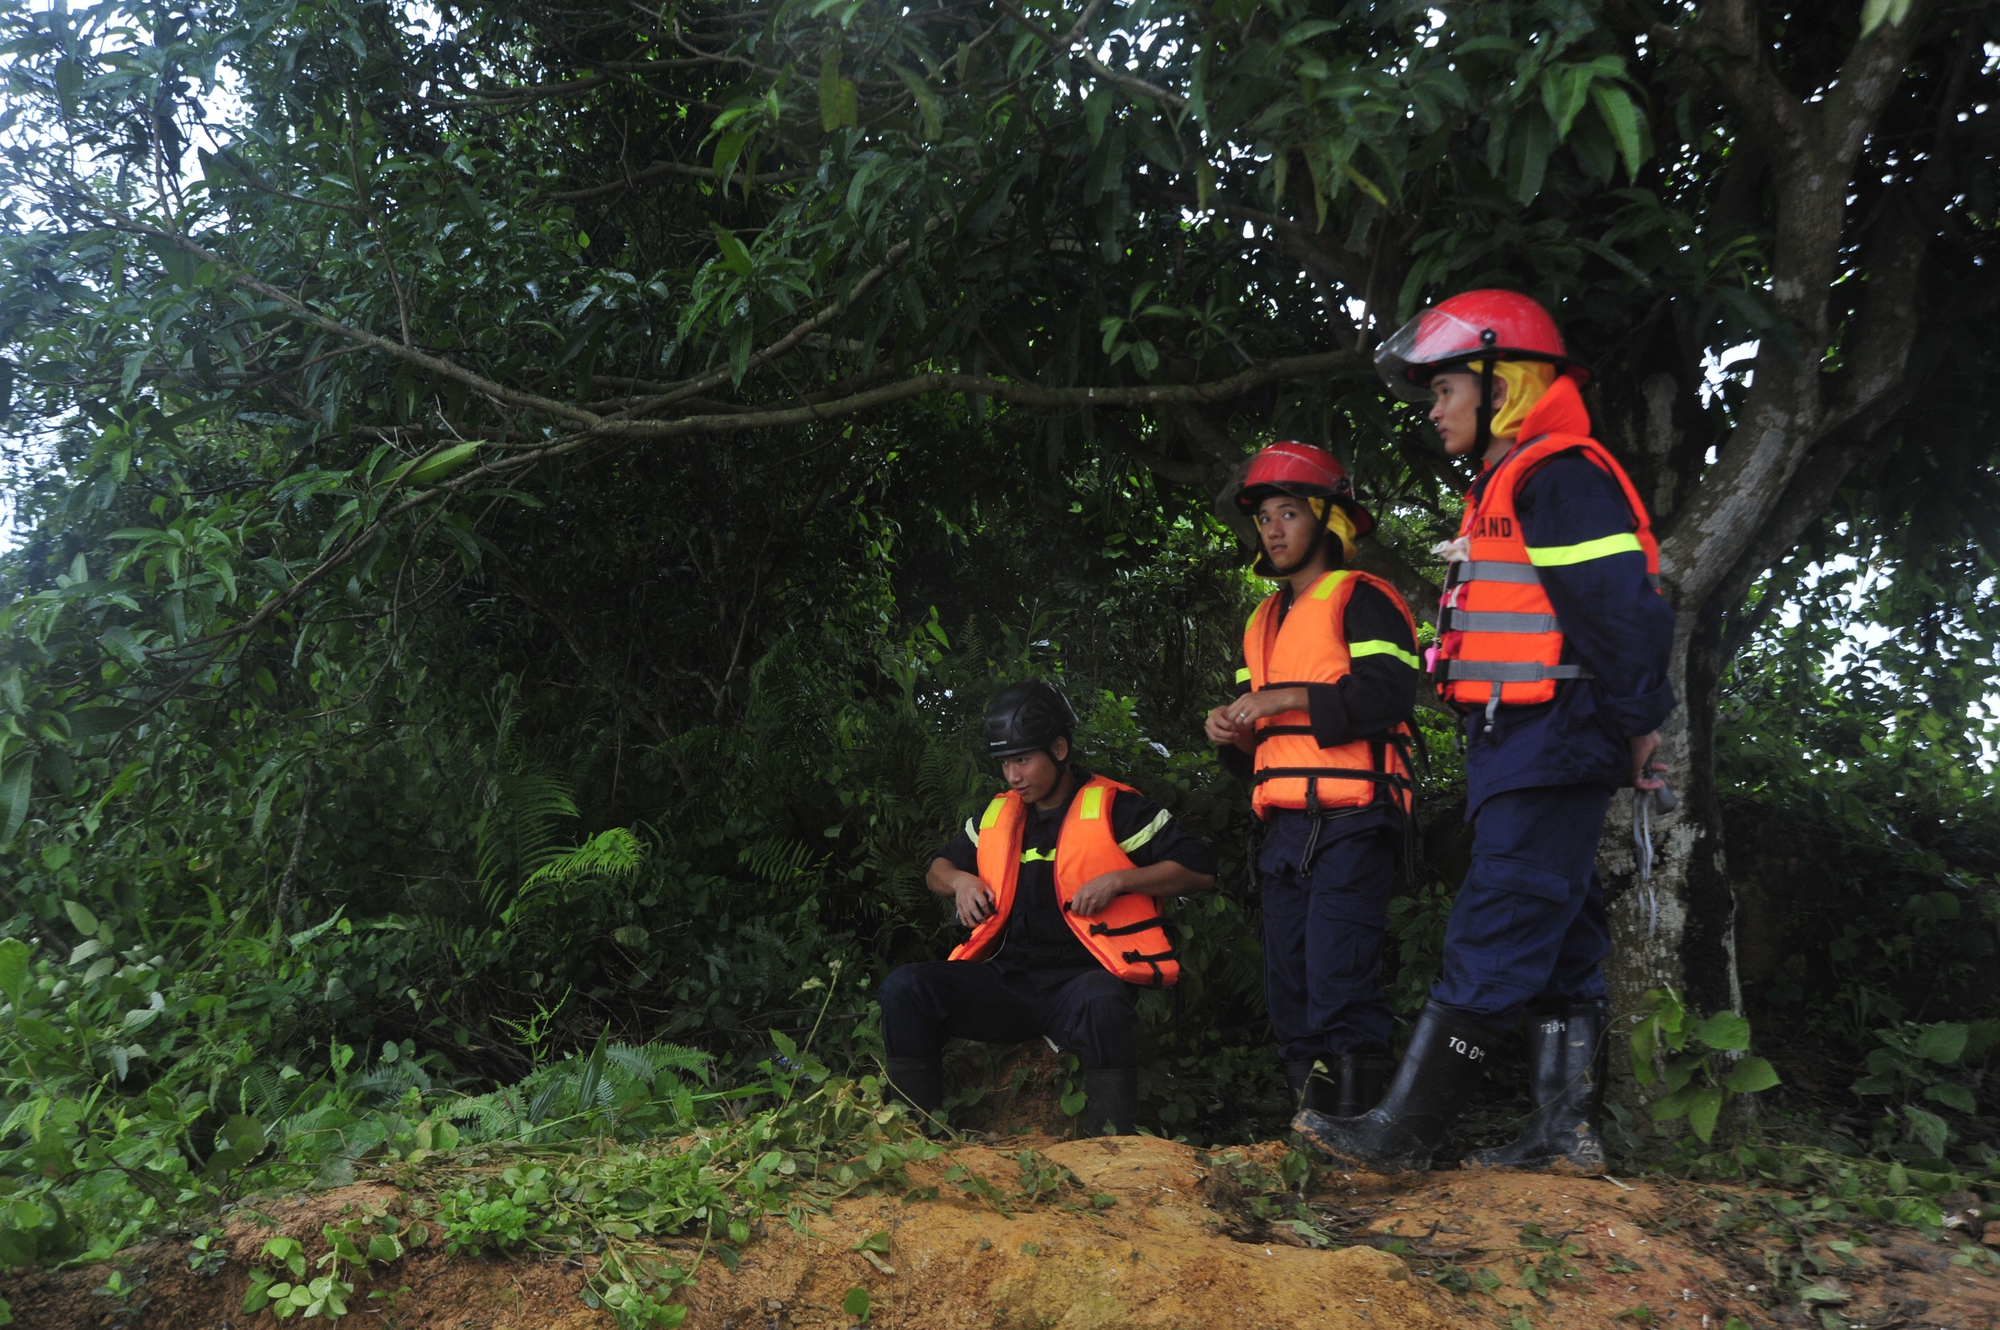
[1206,443,1421,1122]
[1293,290,1676,1175]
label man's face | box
[1428,369,1507,456]
[1001,736,1068,804]
[1254,492,1320,570]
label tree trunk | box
[1602,575,1753,1115]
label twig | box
[274,760,316,930]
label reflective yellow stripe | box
[1118,809,1170,854]
[1525,532,1643,567]
[1021,848,1055,863]
[1308,570,1353,601]
[1351,640,1421,669]
[979,796,1006,830]
[1080,786,1105,820]
[964,816,980,847]
[1234,666,1251,684]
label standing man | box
[1206,443,1422,1120]
[880,681,1215,1135]
[1294,290,1676,1174]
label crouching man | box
[880,681,1216,1134]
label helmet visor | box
[1373,307,1493,403]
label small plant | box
[187,1232,228,1275]
[1629,988,1781,1142]
[1849,1019,1997,1157]
[241,1236,351,1320]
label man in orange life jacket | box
[1205,444,1421,1122]
[1294,290,1676,1173]
[879,682,1215,1135]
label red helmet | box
[1374,290,1590,402]
[1233,441,1375,538]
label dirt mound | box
[685,1136,1447,1330]
[0,1184,611,1330]
[6,1140,1997,1329]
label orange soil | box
[7,1139,1997,1329]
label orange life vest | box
[1243,569,1418,819]
[1431,396,1661,708]
[948,776,1180,986]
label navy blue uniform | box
[879,769,1214,1070]
[1220,581,1421,1062]
[1435,447,1677,1027]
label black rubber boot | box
[1336,1054,1392,1119]
[1081,1068,1139,1136]
[1292,1002,1499,1173]
[1467,1003,1608,1173]
[883,1056,944,1126]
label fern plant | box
[438,1037,713,1142]
[503,828,649,923]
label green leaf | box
[1722,1056,1780,1094]
[1648,1086,1694,1122]
[1692,1011,1751,1052]
[712,226,755,279]
[1924,1080,1976,1114]
[408,443,481,487]
[0,755,33,846]
[895,66,943,140]
[842,1286,871,1322]
[0,939,28,1010]
[819,47,846,133]
[1859,0,1913,36]
[1589,83,1647,181]
[1902,1104,1949,1157]
[1629,1016,1658,1086]
[1915,1022,1969,1065]
[66,706,140,739]
[1686,1086,1724,1142]
[1084,83,1115,146]
[62,899,98,936]
[1798,1282,1852,1304]
[221,1114,268,1159]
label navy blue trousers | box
[878,961,1139,1070]
[1260,813,1400,1062]
[1432,783,1612,1028]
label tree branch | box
[544,160,811,203]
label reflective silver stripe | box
[1453,560,1542,585]
[1443,661,1594,682]
[1118,809,1171,855]
[1447,609,1559,634]
[964,816,980,847]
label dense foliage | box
[0,0,1996,1315]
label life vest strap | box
[1441,660,1594,682]
[1120,947,1179,988]
[1444,608,1559,634]
[1251,766,1412,788]
[1088,916,1169,938]
[1451,560,1543,586]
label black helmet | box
[984,681,1078,759]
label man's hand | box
[1204,704,1250,748]
[1066,871,1126,918]
[1205,688,1309,751]
[1629,731,1666,791]
[950,873,996,928]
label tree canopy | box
[0,0,1997,1285]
